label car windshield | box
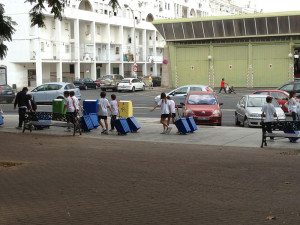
[187,94,217,105]
[121,80,130,83]
[102,75,113,80]
[0,85,11,90]
[247,97,280,107]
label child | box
[70,91,83,113]
[97,91,112,134]
[167,96,179,125]
[150,92,172,134]
[261,96,278,140]
[27,94,37,112]
[110,94,119,132]
[288,91,298,121]
[63,91,76,131]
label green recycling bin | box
[52,99,65,114]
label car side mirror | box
[240,104,245,108]
[180,102,185,106]
[219,103,223,106]
[171,92,175,96]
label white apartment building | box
[0,0,257,88]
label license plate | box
[198,117,209,120]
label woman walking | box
[150,92,172,134]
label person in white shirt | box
[63,91,76,131]
[261,96,278,140]
[110,94,119,132]
[167,96,179,126]
[150,92,172,134]
[70,91,83,113]
[97,91,112,134]
[288,91,298,121]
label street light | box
[124,4,137,78]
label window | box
[64,84,76,90]
[190,86,204,92]
[174,86,188,95]
[47,84,62,91]
[253,91,268,95]
[36,85,47,92]
[97,25,101,35]
[86,24,91,35]
[295,84,300,93]
[115,46,119,54]
[280,84,293,92]
[65,45,70,53]
[270,92,288,100]
[187,94,217,105]
[239,97,245,106]
[65,22,69,31]
[41,42,45,52]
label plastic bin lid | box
[84,100,97,102]
[119,100,132,103]
[53,99,64,102]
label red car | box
[182,91,223,126]
[252,90,298,112]
[94,78,102,87]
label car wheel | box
[142,85,145,91]
[84,85,88,90]
[235,113,240,126]
[243,117,250,127]
[132,87,135,92]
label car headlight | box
[212,110,221,115]
[186,110,195,115]
[250,113,261,118]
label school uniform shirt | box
[72,96,80,111]
[158,99,171,114]
[98,98,110,116]
[64,96,75,112]
[110,100,119,116]
[169,100,176,114]
[289,97,297,113]
[262,103,276,122]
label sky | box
[254,0,300,12]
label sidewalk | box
[0,114,299,149]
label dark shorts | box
[172,113,176,118]
[98,115,108,120]
[161,114,169,119]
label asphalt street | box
[0,87,288,126]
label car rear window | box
[121,80,130,83]
[187,94,217,105]
[0,85,12,90]
[102,75,113,80]
[65,84,76,90]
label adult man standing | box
[14,87,29,129]
[219,78,227,94]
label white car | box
[154,85,214,107]
[235,95,286,127]
[117,78,145,92]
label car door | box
[46,84,62,102]
[236,96,246,121]
[294,83,300,98]
[31,84,47,102]
[170,86,189,106]
[270,91,288,112]
[279,83,294,93]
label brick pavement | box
[0,133,300,225]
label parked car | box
[117,78,145,92]
[94,78,102,87]
[100,74,124,91]
[73,78,97,90]
[235,95,286,127]
[252,90,298,113]
[182,91,222,126]
[28,82,81,104]
[0,84,15,103]
[277,81,300,98]
[154,85,214,107]
[143,76,161,87]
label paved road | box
[1,133,300,225]
[1,87,290,126]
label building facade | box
[1,0,258,88]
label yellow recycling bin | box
[119,100,133,118]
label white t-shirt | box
[64,96,75,112]
[98,98,110,116]
[289,97,297,113]
[158,99,171,114]
[72,96,80,111]
[262,103,276,122]
[169,99,176,114]
[110,100,119,116]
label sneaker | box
[101,128,106,133]
[160,130,167,134]
[16,126,22,130]
[103,130,108,135]
[166,126,172,134]
[109,129,114,132]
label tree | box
[0,0,119,59]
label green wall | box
[168,41,293,88]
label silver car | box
[235,95,286,127]
[154,85,214,107]
[28,82,81,104]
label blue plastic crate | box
[127,116,141,132]
[114,118,130,135]
[83,100,98,115]
[81,115,94,131]
[175,118,191,134]
[89,113,100,128]
[0,112,3,125]
[186,116,198,132]
[34,120,51,130]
